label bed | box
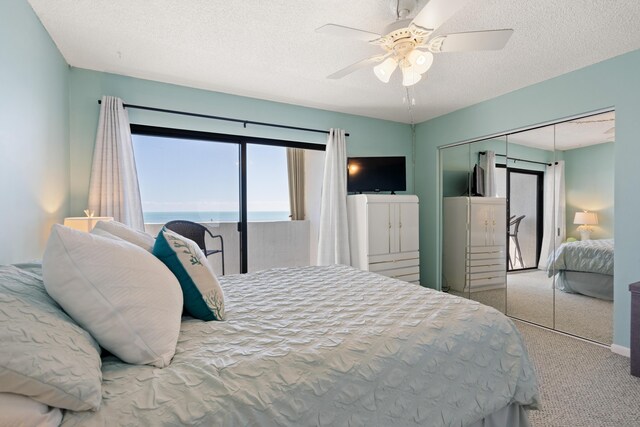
[1,262,539,427]
[546,239,614,300]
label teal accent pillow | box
[154,228,226,321]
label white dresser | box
[347,194,419,284]
[443,197,506,292]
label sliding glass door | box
[246,144,310,272]
[131,124,325,275]
[132,133,241,275]
[506,168,543,271]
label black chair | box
[508,215,525,269]
[164,220,225,275]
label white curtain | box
[479,151,497,197]
[317,128,350,266]
[88,96,144,231]
[538,161,566,269]
[286,148,305,221]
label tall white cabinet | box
[443,197,507,292]
[347,194,419,284]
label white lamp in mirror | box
[573,211,598,241]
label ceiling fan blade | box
[316,24,381,42]
[327,55,388,80]
[605,126,615,134]
[411,0,470,31]
[430,29,514,52]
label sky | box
[132,135,289,212]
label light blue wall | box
[564,142,614,240]
[0,0,69,264]
[416,49,640,348]
[68,69,413,214]
[440,139,555,198]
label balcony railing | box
[145,220,311,276]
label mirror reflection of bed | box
[504,111,615,345]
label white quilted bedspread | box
[62,265,539,426]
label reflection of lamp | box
[573,211,598,241]
[64,210,113,232]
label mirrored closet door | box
[551,113,615,343]
[440,111,615,344]
[505,127,555,330]
[441,136,507,314]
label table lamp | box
[573,211,598,241]
[64,210,113,232]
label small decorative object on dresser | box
[347,194,419,284]
[630,281,640,377]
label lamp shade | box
[573,211,598,225]
[64,216,114,232]
[401,65,422,86]
[373,57,398,83]
[407,50,434,75]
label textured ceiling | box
[28,0,640,124]
[508,111,615,151]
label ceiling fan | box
[317,0,514,87]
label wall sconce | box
[573,211,598,241]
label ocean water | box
[144,211,290,224]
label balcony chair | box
[164,220,225,275]
[508,215,525,270]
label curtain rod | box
[97,100,349,137]
[479,151,552,166]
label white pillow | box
[43,224,183,368]
[0,392,62,427]
[92,220,155,252]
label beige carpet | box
[452,270,613,344]
[517,321,640,427]
[508,270,612,344]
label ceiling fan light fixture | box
[401,65,422,86]
[408,49,434,74]
[373,57,398,83]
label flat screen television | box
[471,164,485,196]
[347,156,406,193]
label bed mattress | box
[546,239,614,277]
[556,270,614,300]
[61,265,539,426]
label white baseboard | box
[610,344,631,358]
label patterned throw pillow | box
[153,228,226,321]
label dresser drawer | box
[467,263,506,274]
[467,257,507,269]
[369,257,418,272]
[467,245,504,254]
[467,269,505,281]
[369,251,419,264]
[467,276,506,289]
[467,250,505,261]
[394,273,420,283]
[375,265,419,278]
